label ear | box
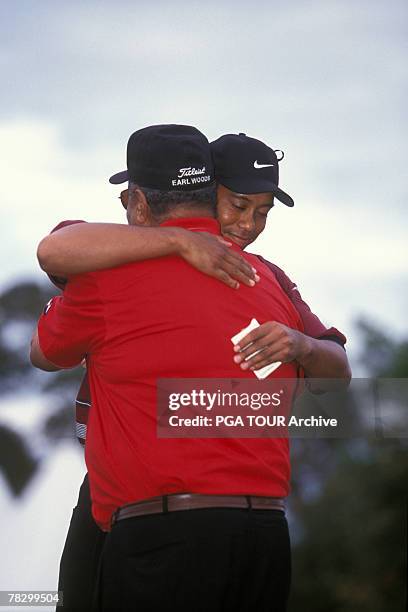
[127,188,153,226]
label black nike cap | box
[210,133,294,207]
[109,124,214,192]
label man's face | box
[216,184,274,249]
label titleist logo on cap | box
[172,166,211,187]
[178,166,206,178]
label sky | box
[0,0,407,602]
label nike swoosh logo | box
[254,161,274,169]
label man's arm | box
[30,329,63,371]
[239,256,351,386]
[29,276,104,372]
[233,322,351,383]
[232,258,351,387]
[37,223,259,290]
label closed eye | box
[257,205,274,217]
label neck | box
[160,207,215,222]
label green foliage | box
[0,281,53,388]
[0,425,38,496]
[290,440,407,611]
[0,281,52,321]
[289,318,408,610]
[356,318,408,377]
[0,279,82,495]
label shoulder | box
[253,254,297,292]
[46,220,88,289]
[50,219,87,234]
[252,254,347,346]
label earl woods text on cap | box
[172,166,211,188]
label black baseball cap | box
[210,133,294,207]
[109,124,215,192]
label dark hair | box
[129,182,216,219]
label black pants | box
[98,507,291,612]
[57,474,106,611]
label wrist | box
[296,333,314,367]
[163,227,186,257]
[169,227,192,258]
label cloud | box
[0,118,125,286]
[251,194,408,341]
[2,1,406,149]
[2,1,406,217]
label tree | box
[0,280,82,496]
[288,319,407,611]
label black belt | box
[112,493,285,525]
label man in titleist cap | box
[32,124,310,611]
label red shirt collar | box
[160,216,221,235]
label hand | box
[178,231,259,289]
[233,321,310,370]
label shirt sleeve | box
[37,272,105,368]
[46,220,87,290]
[256,255,347,347]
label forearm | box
[297,336,352,385]
[37,223,186,276]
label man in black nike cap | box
[210,132,294,207]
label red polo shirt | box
[46,220,347,446]
[38,217,303,531]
